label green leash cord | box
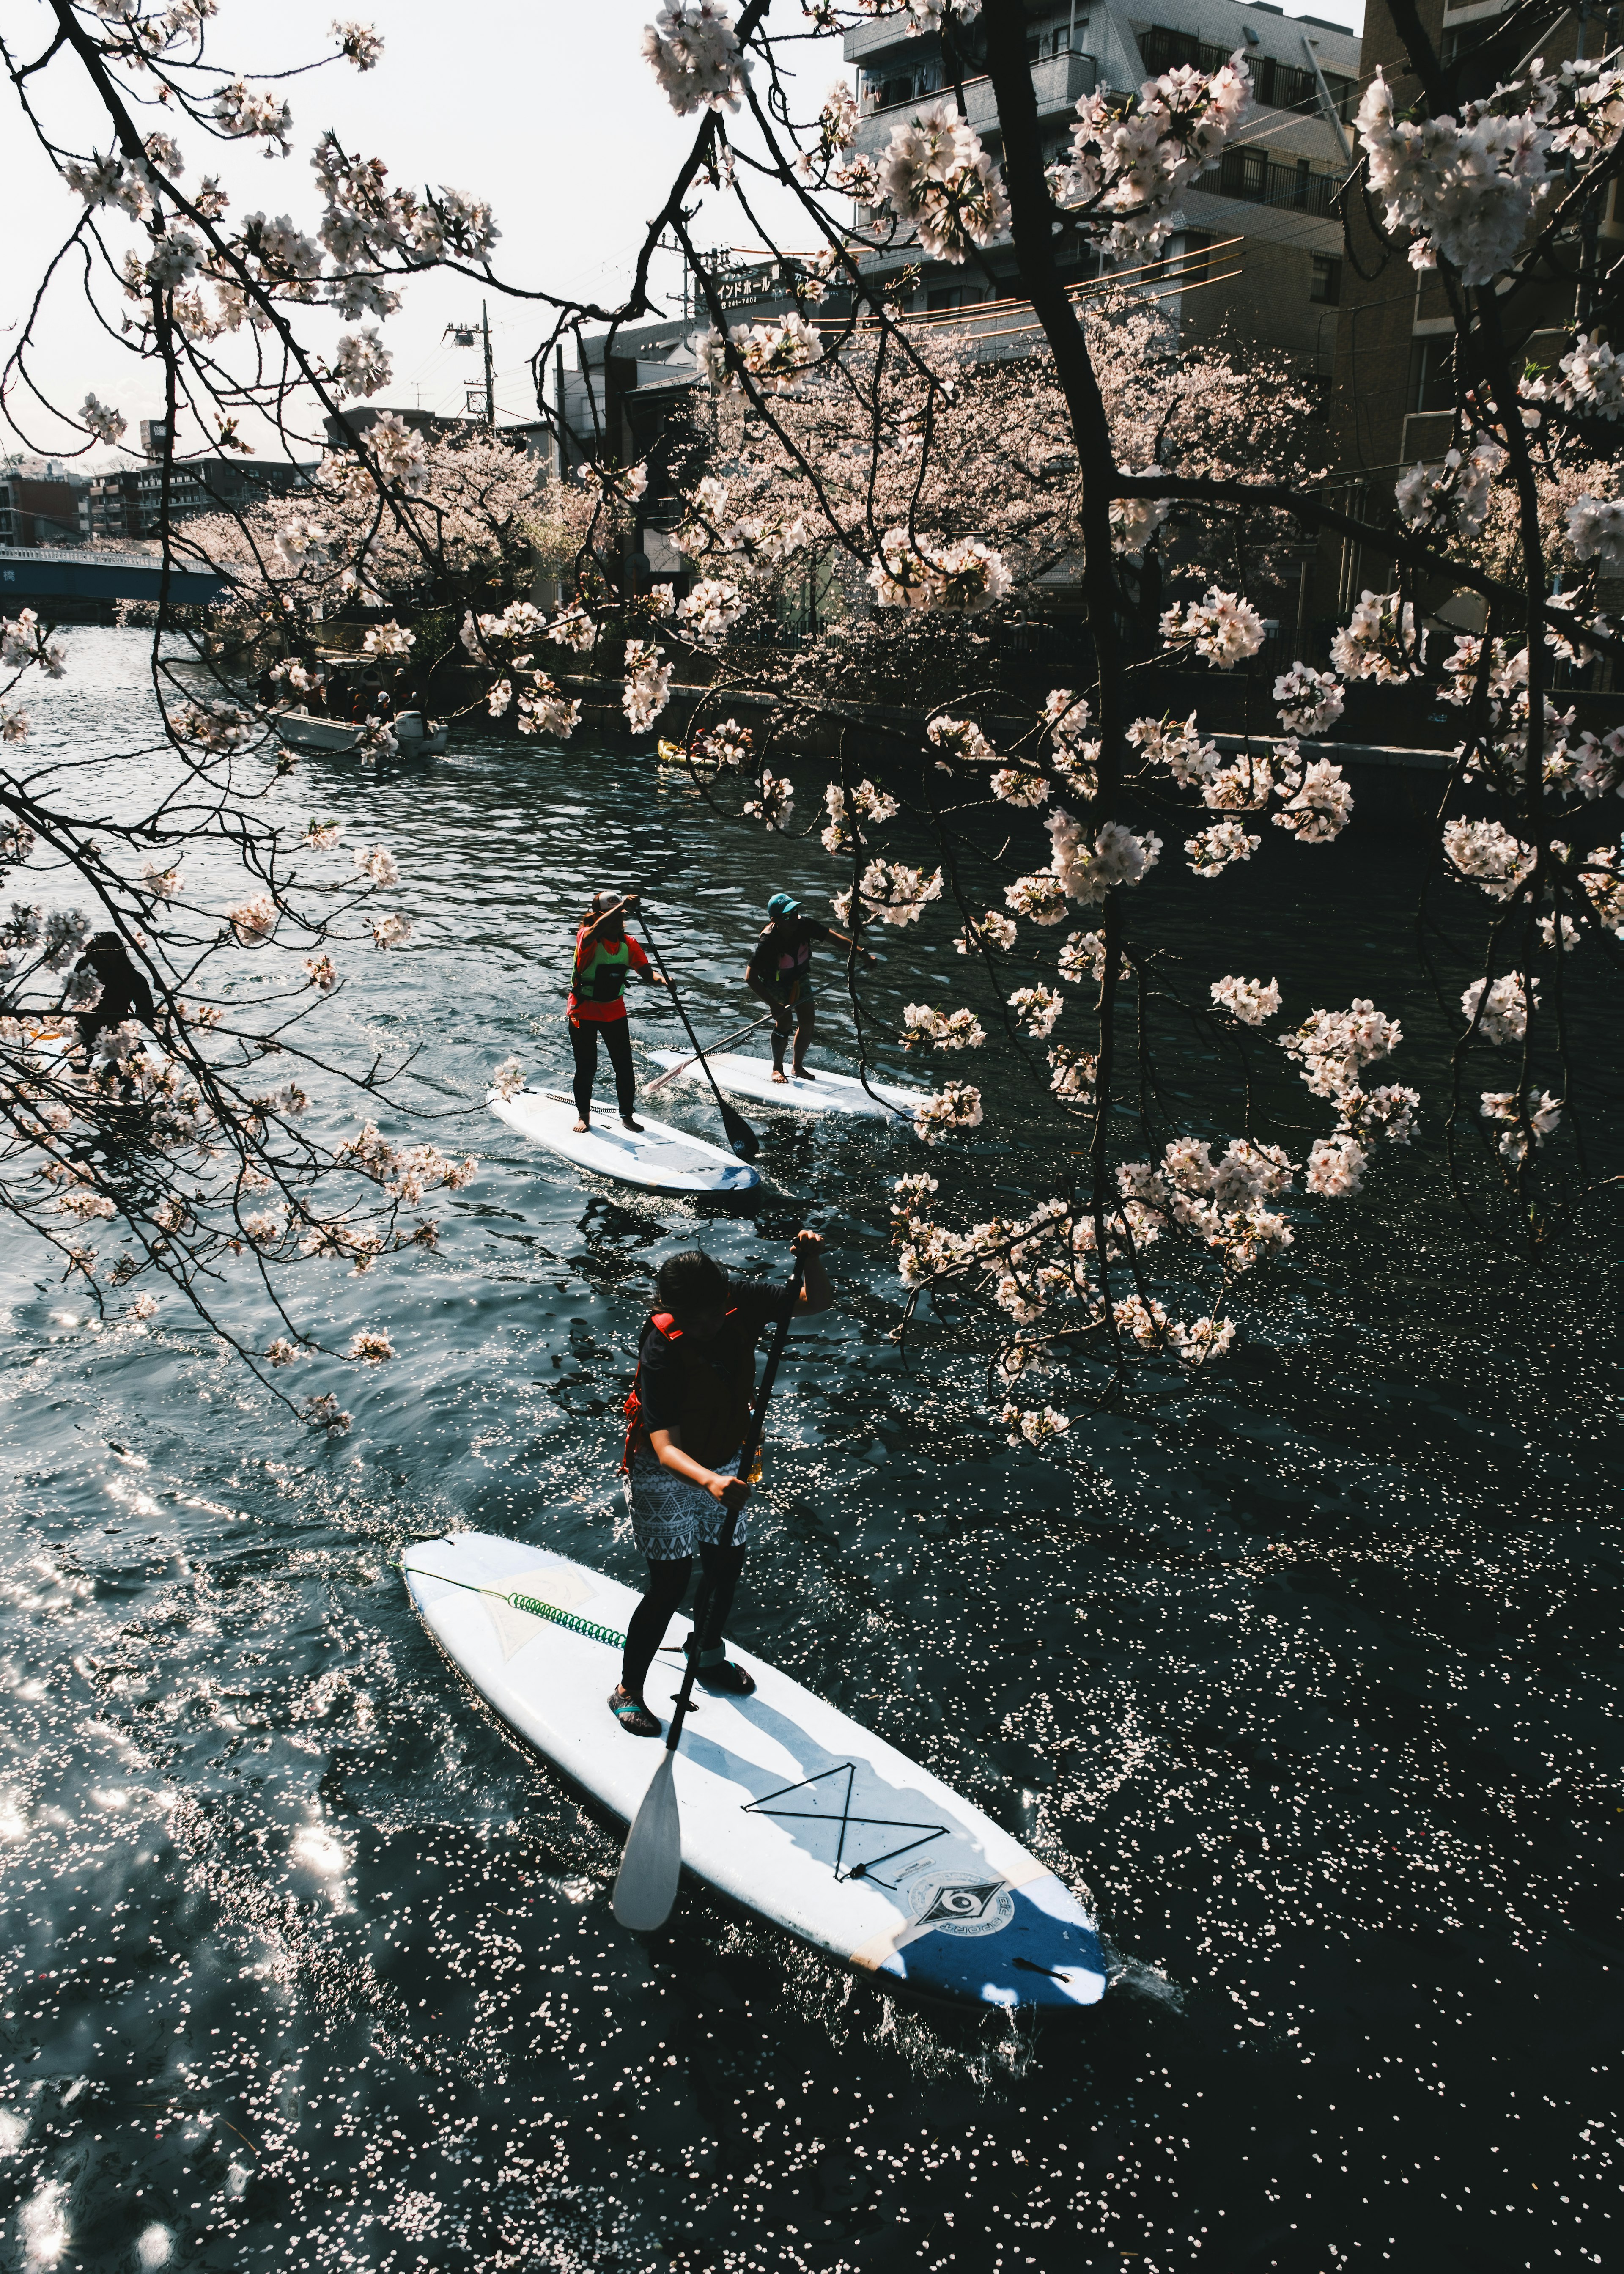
[401,1559,627,1650]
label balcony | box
[1207,148,1339,220]
[855,49,1096,150]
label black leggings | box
[621,1546,746,1702]
[568,1014,635,1119]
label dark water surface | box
[1,630,1619,2273]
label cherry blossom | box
[1185,820,1259,876]
[870,530,1011,612]
[642,3,747,117]
[999,1404,1071,1448]
[1565,493,1624,572]
[348,1329,394,1363]
[1281,1001,1402,1103]
[1159,588,1264,670]
[1356,67,1550,288]
[226,895,276,945]
[80,392,127,444]
[1330,590,1422,684]
[742,769,795,829]
[1524,329,1624,420]
[955,909,1018,954]
[700,314,820,395]
[1056,931,1105,984]
[332,21,383,71]
[1273,758,1354,844]
[1211,975,1281,1025]
[1273,663,1344,737]
[361,620,414,660]
[622,641,673,734]
[1462,972,1537,1044]
[370,913,411,950]
[901,1004,986,1050]
[822,779,898,854]
[1480,1088,1563,1161]
[1129,712,1218,788]
[833,859,941,926]
[1055,53,1254,259]
[676,579,744,637]
[1442,818,1536,899]
[990,766,1050,809]
[332,328,392,399]
[926,714,997,766]
[1007,984,1063,1040]
[214,81,293,152]
[878,102,1011,264]
[913,1081,983,1144]
[1306,1134,1366,1197]
[1394,434,1505,537]
[491,1057,525,1101]
[1003,872,1070,926]
[1048,813,1161,904]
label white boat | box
[403,1530,1108,2015]
[273,707,450,756]
[488,1084,760,1194]
[649,1049,925,1121]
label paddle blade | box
[721,1102,760,1162]
[612,1749,682,1931]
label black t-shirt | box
[747,916,833,997]
[73,948,156,1047]
[637,1285,795,1444]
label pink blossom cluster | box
[1055,54,1254,259]
[878,102,1011,264]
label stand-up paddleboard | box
[402,1530,1107,2014]
[648,1050,925,1122]
[487,1086,760,1195]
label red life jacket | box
[622,1306,754,1473]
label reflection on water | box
[0,632,1618,2271]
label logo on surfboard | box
[898,1865,1015,1939]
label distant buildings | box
[0,465,83,547]
[78,420,315,543]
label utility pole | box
[444,303,496,433]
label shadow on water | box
[0,633,1619,2271]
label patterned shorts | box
[625,1446,747,1563]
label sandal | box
[607,1686,661,1737]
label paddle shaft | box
[661,1253,806,1756]
[644,1012,775,1093]
[633,907,758,1159]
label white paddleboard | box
[487,1086,760,1194]
[402,1531,1107,2014]
[649,1050,925,1122]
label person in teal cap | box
[743,892,873,1082]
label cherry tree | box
[4,0,1621,1436]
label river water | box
[1,629,1618,2273]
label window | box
[1310,254,1342,305]
[1407,335,1456,415]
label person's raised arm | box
[826,926,877,965]
[582,891,640,945]
[791,1227,833,1316]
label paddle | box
[644,1011,776,1095]
[612,1250,806,1933]
[632,904,760,1162]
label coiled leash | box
[400,1560,626,1650]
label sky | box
[0,0,1365,472]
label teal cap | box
[767,892,800,920]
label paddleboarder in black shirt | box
[610,1231,832,1735]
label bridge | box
[0,545,226,609]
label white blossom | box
[1480,1087,1562,1161]
[955,908,1018,954]
[1057,930,1106,983]
[332,328,392,399]
[832,859,940,926]
[1273,663,1345,737]
[1007,984,1063,1038]
[1273,758,1354,844]
[1330,589,1422,684]
[1210,974,1281,1025]
[913,1081,983,1145]
[676,578,744,638]
[901,1004,986,1050]
[999,1404,1072,1448]
[1442,818,1536,899]
[1462,972,1537,1044]
[1159,587,1264,669]
[742,769,795,829]
[1566,493,1624,572]
[80,392,127,445]
[870,530,1011,613]
[622,641,673,734]
[878,101,1011,264]
[1305,1133,1367,1197]
[332,21,384,70]
[491,1055,525,1100]
[1048,811,1161,904]
[1185,820,1260,876]
[1003,872,1070,926]
[642,3,748,117]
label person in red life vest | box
[745,891,874,1084]
[609,1230,833,1736]
[567,891,668,1134]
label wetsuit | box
[72,946,156,1054]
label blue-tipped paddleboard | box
[403,1530,1107,2013]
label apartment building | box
[81,420,315,541]
[1329,0,1618,603]
[842,0,1361,373]
[0,464,85,547]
